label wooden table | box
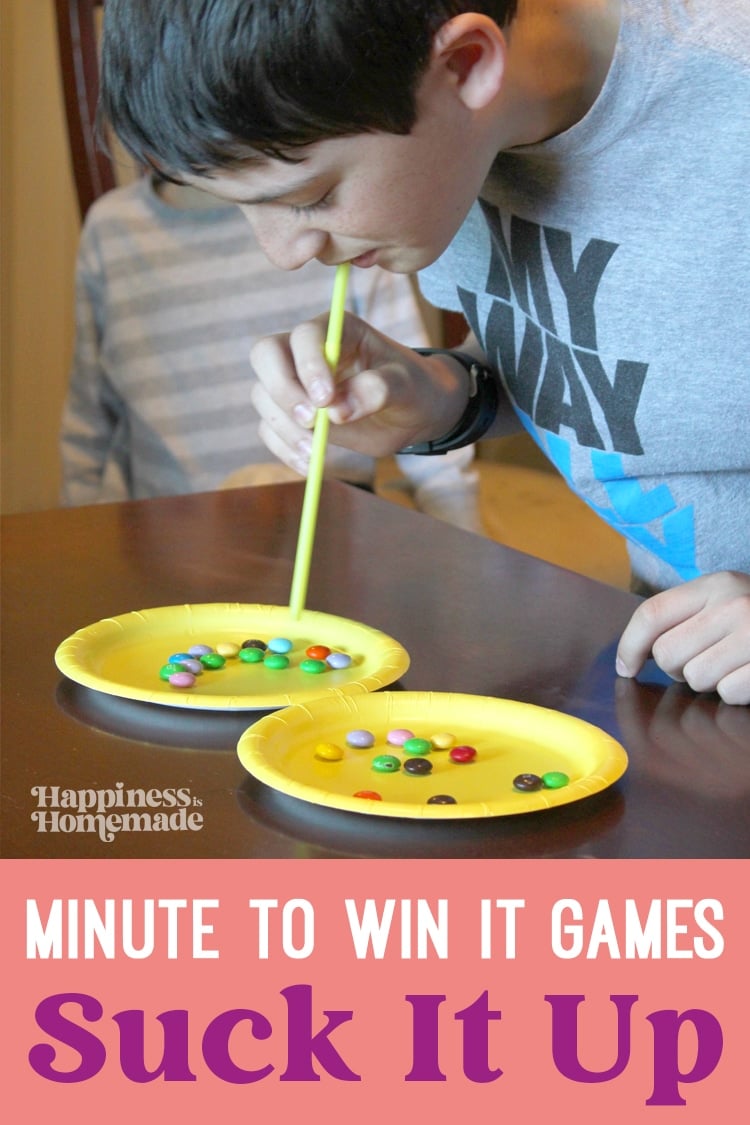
[2,482,748,858]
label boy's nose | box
[243,208,328,270]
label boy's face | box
[180,99,496,273]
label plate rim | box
[237,690,629,819]
[54,602,410,711]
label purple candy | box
[326,652,352,669]
[188,644,213,657]
[346,729,375,749]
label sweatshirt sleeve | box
[59,221,130,506]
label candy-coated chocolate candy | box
[159,661,186,681]
[306,644,331,660]
[168,652,192,663]
[354,791,382,801]
[268,637,293,654]
[371,754,401,773]
[430,732,456,750]
[216,642,240,658]
[168,671,196,688]
[314,742,344,761]
[449,745,477,763]
[300,658,327,675]
[239,646,264,663]
[513,773,543,792]
[403,758,433,776]
[542,771,570,789]
[326,652,352,669]
[427,794,457,805]
[242,639,267,651]
[403,737,432,756]
[188,644,213,657]
[180,659,203,675]
[346,729,375,749]
[200,652,226,669]
[387,728,415,746]
[264,653,290,670]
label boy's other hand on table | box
[616,571,750,705]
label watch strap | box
[399,348,499,455]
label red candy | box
[353,790,383,801]
[449,745,477,764]
[306,644,331,660]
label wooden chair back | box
[55,0,115,218]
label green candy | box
[403,737,432,756]
[200,652,226,670]
[372,754,401,773]
[239,646,264,664]
[159,662,186,681]
[300,658,327,674]
[264,653,290,670]
[542,771,570,789]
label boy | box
[99,0,749,704]
[61,174,482,531]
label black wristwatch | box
[399,348,500,455]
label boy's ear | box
[431,14,507,110]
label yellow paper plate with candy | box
[55,603,409,711]
[237,691,629,819]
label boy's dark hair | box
[100,0,518,176]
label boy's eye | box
[289,190,333,217]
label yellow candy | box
[216,642,240,658]
[314,742,344,762]
[431,732,456,750]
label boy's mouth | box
[349,249,379,268]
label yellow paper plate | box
[54,603,410,711]
[237,691,628,818]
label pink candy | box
[168,671,196,689]
[387,728,415,746]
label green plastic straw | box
[288,262,351,619]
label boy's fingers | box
[251,381,315,472]
[714,665,750,706]
[288,318,337,406]
[615,585,702,677]
[616,574,750,702]
[250,323,328,411]
[256,417,311,477]
[327,366,391,425]
[249,332,302,408]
